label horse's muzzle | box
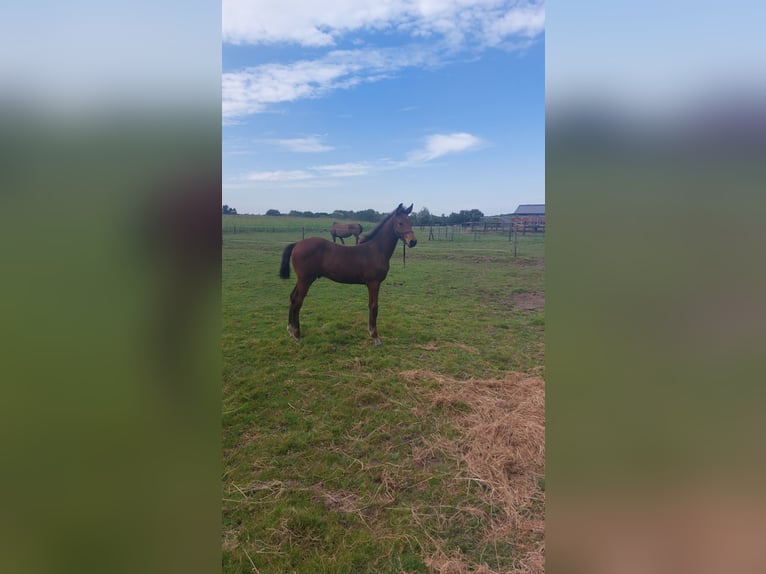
[408,238,417,248]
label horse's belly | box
[322,269,366,284]
[322,259,386,285]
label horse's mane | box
[358,210,396,244]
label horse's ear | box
[405,203,413,214]
[396,203,404,213]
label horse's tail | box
[279,243,296,279]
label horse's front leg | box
[367,281,381,346]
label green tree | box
[355,209,381,222]
[467,208,484,221]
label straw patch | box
[311,486,362,514]
[401,369,545,574]
[511,292,544,311]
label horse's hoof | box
[287,325,300,340]
[374,338,382,347]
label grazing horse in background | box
[330,222,363,245]
[280,203,417,345]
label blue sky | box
[222,0,545,216]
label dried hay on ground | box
[401,370,545,574]
[511,291,545,310]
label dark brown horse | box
[280,203,417,345]
[330,222,363,244]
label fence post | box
[302,226,305,240]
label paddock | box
[222,217,545,573]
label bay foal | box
[279,203,417,345]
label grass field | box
[222,215,545,573]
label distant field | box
[223,214,341,234]
[222,217,545,573]
[223,213,542,244]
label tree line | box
[257,207,485,226]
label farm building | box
[475,204,545,234]
[511,204,545,233]
[513,204,545,218]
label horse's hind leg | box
[287,284,299,338]
[367,281,382,346]
[338,236,345,245]
[287,279,312,339]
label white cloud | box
[223,0,545,49]
[272,137,334,152]
[234,132,482,187]
[222,2,544,122]
[223,0,396,47]
[239,160,388,184]
[233,132,484,189]
[313,161,378,177]
[222,60,331,120]
[244,170,314,182]
[408,132,483,162]
[223,47,433,121]
[485,2,545,45]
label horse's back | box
[295,236,333,255]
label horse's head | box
[393,203,417,248]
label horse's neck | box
[365,220,399,259]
